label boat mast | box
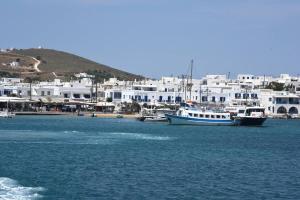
[189,60,193,101]
[183,74,186,102]
[199,84,202,104]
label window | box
[159,96,163,102]
[188,113,192,117]
[47,91,51,96]
[220,97,226,102]
[211,115,215,118]
[167,96,171,102]
[205,115,210,118]
[41,91,45,96]
[251,93,258,99]
[235,93,241,99]
[212,96,216,102]
[73,94,80,98]
[243,94,249,99]
[84,94,90,99]
[216,115,221,119]
[114,92,122,99]
[64,93,68,98]
[194,114,198,117]
[222,115,226,119]
[200,114,204,118]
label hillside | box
[0,52,37,77]
[0,48,143,81]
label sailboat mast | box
[189,59,193,101]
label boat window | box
[200,114,204,118]
[211,115,215,118]
[194,114,198,117]
[205,115,210,118]
[216,115,221,118]
[188,113,192,117]
[222,115,226,119]
[238,110,245,114]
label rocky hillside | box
[0,48,143,81]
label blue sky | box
[1,0,300,78]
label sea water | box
[0,116,299,199]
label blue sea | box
[0,116,299,200]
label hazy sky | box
[1,0,300,78]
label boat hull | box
[234,117,267,126]
[165,114,235,126]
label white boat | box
[165,104,235,126]
[0,101,15,118]
[137,108,175,122]
[0,110,15,118]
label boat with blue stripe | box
[165,103,235,126]
[166,103,267,126]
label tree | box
[284,84,295,92]
[265,82,285,91]
[130,101,141,113]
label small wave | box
[0,130,33,132]
[63,130,80,134]
[109,132,173,141]
[0,177,45,200]
[0,139,114,145]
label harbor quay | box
[0,73,300,118]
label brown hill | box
[0,48,143,81]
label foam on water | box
[109,132,174,141]
[0,177,45,200]
[63,130,80,134]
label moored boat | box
[137,107,175,122]
[0,101,15,118]
[0,110,15,118]
[165,104,235,126]
[231,107,267,126]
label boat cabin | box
[177,107,231,120]
[237,107,265,118]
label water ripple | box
[108,132,174,141]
